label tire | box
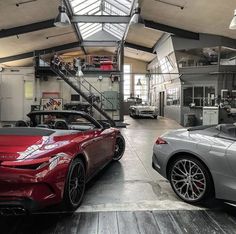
[129,111,135,118]
[168,156,213,204]
[153,115,157,119]
[113,135,125,161]
[62,158,86,211]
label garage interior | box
[1,0,236,233]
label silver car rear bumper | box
[152,152,168,179]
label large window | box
[183,86,215,107]
[220,47,236,65]
[194,87,204,106]
[176,47,219,68]
[160,57,173,73]
[134,75,148,102]
[123,64,131,100]
[166,88,180,106]
[183,87,193,106]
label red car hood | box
[0,128,54,161]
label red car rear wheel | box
[113,135,125,161]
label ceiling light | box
[54,0,71,28]
[229,9,236,30]
[130,6,144,26]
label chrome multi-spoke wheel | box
[169,157,212,203]
[113,135,125,161]
[63,158,85,210]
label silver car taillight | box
[155,137,167,145]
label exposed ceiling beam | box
[72,15,130,23]
[0,16,199,42]
[124,42,154,54]
[122,0,138,40]
[83,40,118,47]
[0,40,155,63]
[64,0,87,55]
[144,20,199,40]
[105,0,130,14]
[0,52,35,64]
[0,19,55,39]
[0,42,80,64]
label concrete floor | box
[77,115,194,212]
[2,116,236,234]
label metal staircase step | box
[50,66,116,127]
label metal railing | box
[43,57,116,126]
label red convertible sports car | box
[0,110,125,215]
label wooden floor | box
[1,209,236,234]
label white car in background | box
[129,104,158,119]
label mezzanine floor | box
[1,116,236,234]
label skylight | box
[69,0,133,40]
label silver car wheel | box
[171,159,206,202]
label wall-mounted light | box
[54,0,71,27]
[229,9,236,30]
[98,75,103,81]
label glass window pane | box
[205,86,215,106]
[193,87,203,106]
[166,88,180,106]
[69,0,132,39]
[123,64,131,100]
[183,87,193,106]
[176,47,219,68]
[24,81,33,99]
[220,47,236,65]
[134,75,148,102]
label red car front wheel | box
[62,158,86,211]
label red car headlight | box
[1,153,67,170]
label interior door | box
[0,75,24,121]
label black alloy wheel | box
[63,158,86,211]
[113,135,125,161]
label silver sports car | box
[129,105,158,118]
[152,124,236,204]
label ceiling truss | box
[0,41,153,64]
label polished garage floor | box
[1,116,236,233]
